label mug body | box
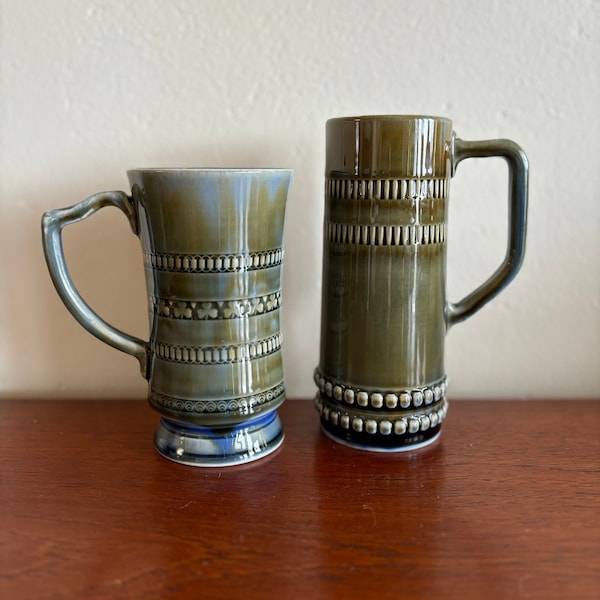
[128,168,291,466]
[315,116,451,450]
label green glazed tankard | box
[42,168,292,466]
[315,115,528,451]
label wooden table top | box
[1,398,598,599]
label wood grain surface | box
[1,399,598,599]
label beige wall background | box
[1,0,598,400]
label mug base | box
[154,410,284,467]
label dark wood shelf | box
[1,398,598,599]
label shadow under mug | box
[42,168,292,467]
[315,115,528,451]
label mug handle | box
[446,137,529,327]
[41,191,149,377]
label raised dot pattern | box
[149,382,285,415]
[314,370,447,410]
[315,394,448,437]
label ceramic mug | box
[314,115,528,451]
[42,168,292,466]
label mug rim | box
[127,167,293,175]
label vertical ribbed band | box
[326,115,453,179]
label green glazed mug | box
[42,168,292,466]
[315,115,528,451]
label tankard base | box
[153,410,284,467]
[315,393,448,452]
[320,423,441,452]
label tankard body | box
[315,116,528,451]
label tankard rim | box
[326,114,452,125]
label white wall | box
[1,0,598,399]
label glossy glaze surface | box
[42,169,292,465]
[316,116,528,450]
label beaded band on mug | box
[150,382,286,415]
[143,248,284,273]
[154,333,282,365]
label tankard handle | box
[446,137,529,327]
[41,191,149,377]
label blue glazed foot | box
[154,410,284,467]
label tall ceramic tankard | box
[42,169,292,466]
[314,116,528,451]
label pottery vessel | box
[315,115,528,451]
[42,168,292,466]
